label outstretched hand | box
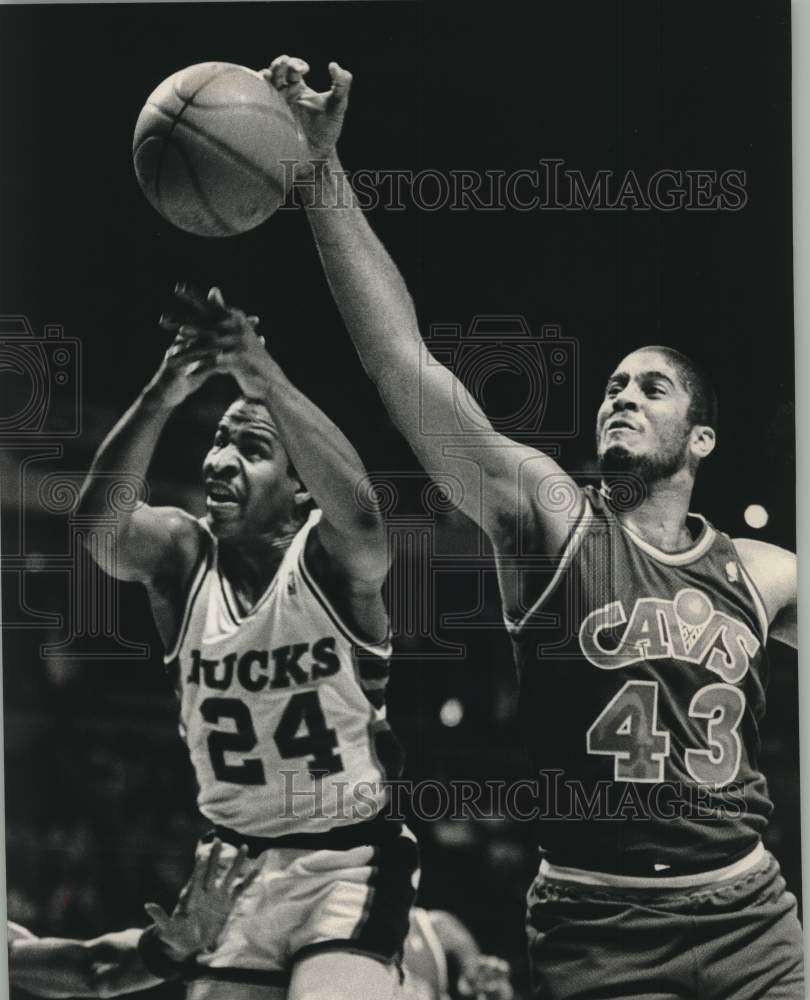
[261,55,352,173]
[143,839,257,962]
[458,955,514,1000]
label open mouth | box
[205,482,240,507]
[606,419,638,432]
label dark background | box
[1,2,796,997]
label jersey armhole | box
[162,527,213,663]
[298,538,392,658]
[504,493,591,636]
[729,539,771,644]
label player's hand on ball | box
[458,956,514,1000]
[261,55,351,175]
[143,839,257,961]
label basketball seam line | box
[151,70,225,212]
[151,65,260,222]
[170,138,239,236]
[152,108,288,195]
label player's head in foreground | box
[596,346,718,489]
[203,396,312,539]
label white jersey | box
[165,509,396,837]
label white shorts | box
[189,821,420,989]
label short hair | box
[635,346,718,429]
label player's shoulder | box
[137,505,210,586]
[731,537,795,575]
[731,536,796,618]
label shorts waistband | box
[205,815,405,856]
[539,841,767,890]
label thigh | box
[187,979,287,1000]
[526,880,693,1000]
[700,887,804,999]
[288,950,398,1000]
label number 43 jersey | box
[507,486,773,877]
[165,509,397,838]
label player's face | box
[596,350,693,482]
[202,400,302,538]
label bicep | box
[86,505,202,585]
[771,601,797,649]
[735,539,797,647]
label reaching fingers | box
[174,282,229,321]
[207,286,226,310]
[221,844,250,895]
[171,324,244,350]
[182,848,213,908]
[143,902,172,932]
[173,282,212,316]
[164,341,223,369]
[234,863,260,897]
[203,838,223,892]
[326,61,352,108]
[265,55,310,90]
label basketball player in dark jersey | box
[264,56,802,999]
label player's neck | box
[613,477,698,553]
[218,521,301,604]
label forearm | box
[77,385,173,520]
[303,158,506,463]
[303,156,424,398]
[10,932,159,998]
[257,355,383,538]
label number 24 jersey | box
[165,509,398,837]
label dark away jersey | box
[507,485,772,877]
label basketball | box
[132,62,303,237]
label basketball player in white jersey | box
[77,287,418,1000]
[9,839,252,997]
[263,55,801,1000]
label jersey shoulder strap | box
[163,518,216,663]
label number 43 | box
[586,679,745,787]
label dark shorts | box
[526,852,804,1000]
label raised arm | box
[263,57,579,563]
[171,287,389,588]
[75,302,235,586]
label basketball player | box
[8,838,251,996]
[265,56,802,999]
[77,287,418,1000]
[400,908,513,1000]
